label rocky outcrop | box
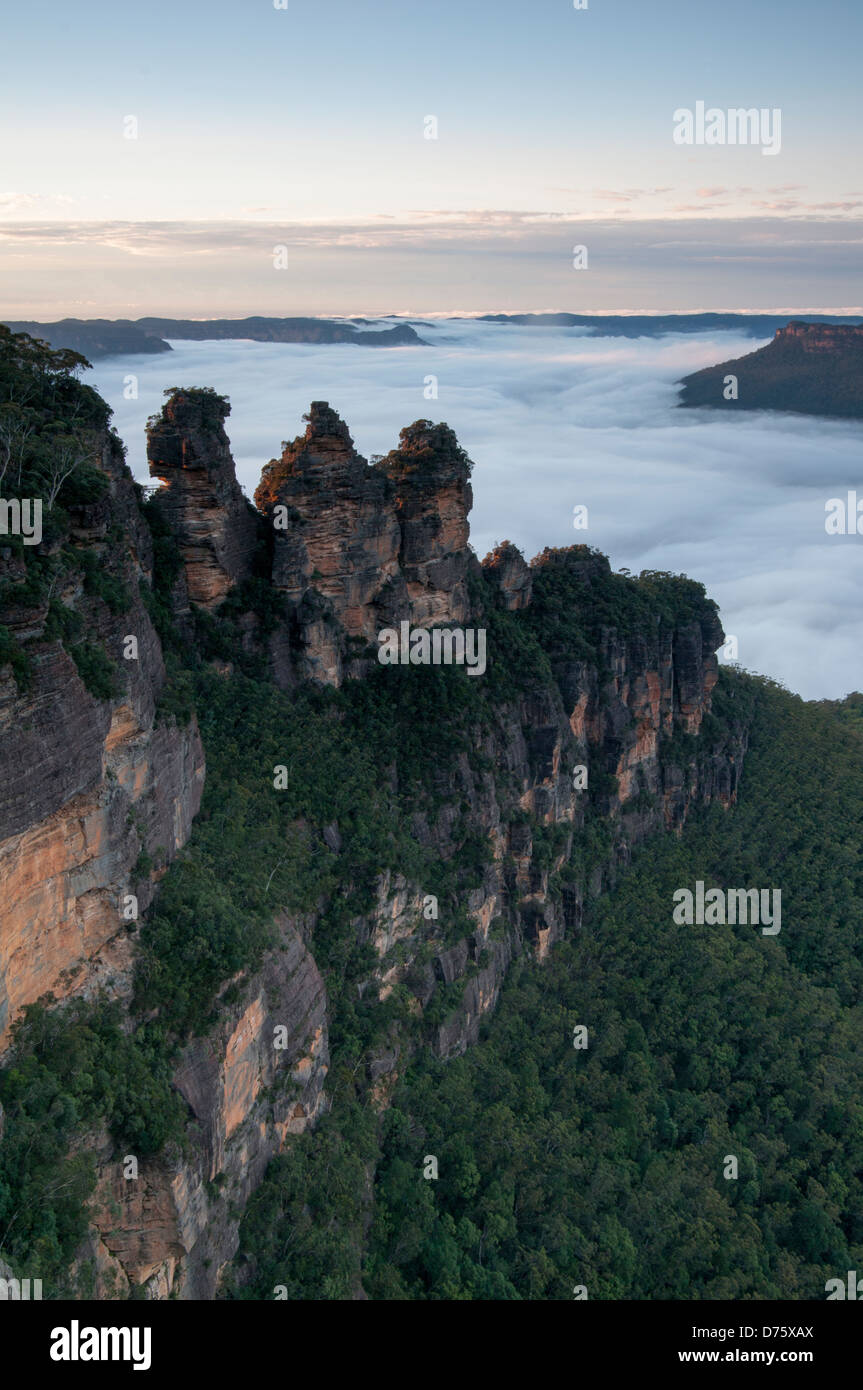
[778,320,863,352]
[533,548,737,825]
[679,318,863,418]
[255,403,407,685]
[147,388,259,611]
[346,554,743,1068]
[379,420,473,628]
[482,541,533,610]
[254,405,474,685]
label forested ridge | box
[230,676,863,1299]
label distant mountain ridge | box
[478,311,861,337]
[478,311,863,338]
[2,316,425,360]
[6,312,863,363]
[678,320,863,418]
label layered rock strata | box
[0,431,204,1049]
[147,388,259,612]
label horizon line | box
[5,307,863,323]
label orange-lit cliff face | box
[776,320,863,351]
[0,431,205,1053]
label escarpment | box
[679,317,863,418]
[0,342,751,1299]
[0,419,204,1051]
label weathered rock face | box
[0,437,166,845]
[0,718,203,1046]
[256,402,407,685]
[532,549,736,829]
[84,912,329,1299]
[0,434,205,1050]
[147,389,259,612]
[380,420,473,628]
[349,576,743,1069]
[253,406,475,686]
[778,320,863,351]
[482,541,533,610]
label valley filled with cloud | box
[91,320,863,701]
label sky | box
[88,324,863,700]
[1,0,861,316]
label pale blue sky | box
[1,0,860,314]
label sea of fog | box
[87,319,863,702]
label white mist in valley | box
[88,319,863,702]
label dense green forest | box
[229,677,863,1299]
